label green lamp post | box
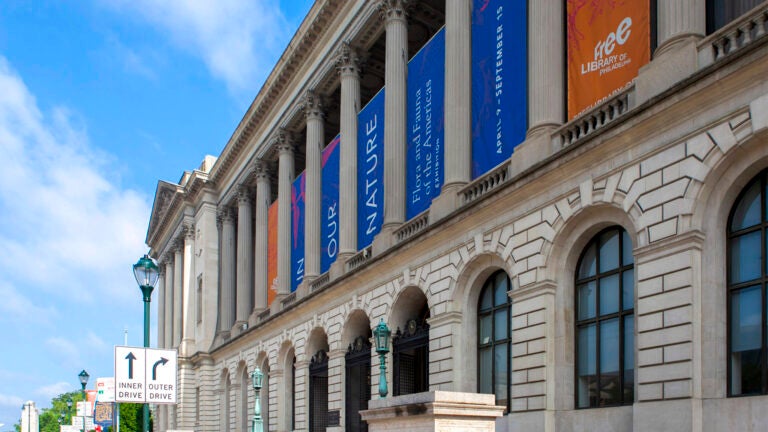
[78,370,89,431]
[251,367,264,432]
[373,319,391,398]
[133,254,159,432]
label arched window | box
[728,170,767,396]
[575,226,634,408]
[477,270,512,413]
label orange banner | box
[567,0,650,119]
[267,200,278,306]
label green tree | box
[37,391,84,432]
[117,403,152,432]
[14,392,152,432]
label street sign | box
[95,377,115,402]
[145,348,178,404]
[114,346,178,404]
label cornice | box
[209,0,347,186]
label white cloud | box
[102,0,297,96]
[0,393,24,408]
[0,281,57,322]
[45,338,80,365]
[0,56,150,308]
[35,382,71,400]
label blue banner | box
[357,89,385,249]
[407,28,445,220]
[321,135,340,273]
[471,0,527,179]
[291,171,305,292]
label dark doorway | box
[309,350,329,432]
[345,335,372,432]
[393,305,430,395]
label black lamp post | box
[373,319,391,398]
[251,367,264,432]
[133,254,159,432]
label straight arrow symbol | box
[152,357,168,380]
[125,352,137,379]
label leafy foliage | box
[15,391,150,432]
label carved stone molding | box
[336,41,363,77]
[236,185,252,205]
[303,89,325,121]
[254,159,271,183]
[378,0,409,22]
[276,128,295,155]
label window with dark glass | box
[728,169,768,396]
[707,0,762,33]
[477,270,512,413]
[575,226,634,408]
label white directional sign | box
[145,348,178,404]
[114,346,177,404]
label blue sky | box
[0,0,313,426]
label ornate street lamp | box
[251,367,264,432]
[66,397,75,431]
[133,253,159,432]
[74,371,90,432]
[373,319,391,398]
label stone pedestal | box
[360,391,504,432]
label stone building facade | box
[145,1,768,431]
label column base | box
[231,320,248,338]
[635,36,700,106]
[509,131,558,180]
[372,224,398,255]
[429,183,466,224]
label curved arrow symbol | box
[152,357,169,380]
[125,352,137,379]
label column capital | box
[172,238,184,254]
[378,0,409,22]
[182,222,195,240]
[336,42,363,78]
[276,129,295,155]
[236,185,252,205]
[217,206,235,224]
[303,89,325,121]
[254,159,272,183]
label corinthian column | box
[657,0,705,52]
[337,42,361,258]
[444,0,471,188]
[528,0,564,136]
[164,259,173,349]
[380,0,408,230]
[304,90,324,282]
[156,263,166,349]
[181,223,195,355]
[277,131,295,296]
[219,208,236,335]
[172,239,183,346]
[235,186,254,329]
[253,161,271,312]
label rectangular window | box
[707,0,763,33]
